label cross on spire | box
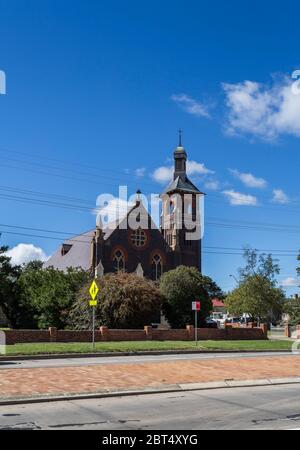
[178,129,183,147]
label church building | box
[44,138,205,279]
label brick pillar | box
[144,326,153,340]
[297,325,300,340]
[186,325,195,341]
[49,327,57,343]
[100,326,109,341]
[260,323,268,338]
[285,324,291,338]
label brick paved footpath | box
[1,356,300,400]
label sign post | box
[192,301,201,347]
[89,280,99,350]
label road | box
[0,351,296,370]
[1,384,300,430]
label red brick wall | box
[56,330,102,343]
[3,324,267,345]
[152,329,190,341]
[5,330,50,345]
[108,330,147,341]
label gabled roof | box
[44,230,94,272]
[212,299,225,308]
[44,202,163,272]
[162,176,205,195]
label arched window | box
[151,254,163,280]
[113,249,125,272]
[169,201,175,214]
[131,228,147,248]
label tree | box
[238,248,280,284]
[0,246,22,327]
[18,264,89,329]
[225,274,285,322]
[284,253,300,325]
[225,249,285,323]
[160,266,215,329]
[68,272,163,330]
[284,296,300,326]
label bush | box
[68,272,163,330]
[18,262,89,329]
[160,266,214,328]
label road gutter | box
[1,376,300,406]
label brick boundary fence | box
[3,324,268,345]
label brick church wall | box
[3,324,267,345]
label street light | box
[229,274,239,284]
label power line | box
[1,147,300,214]
[0,188,299,234]
[0,184,299,231]
[204,245,298,253]
[0,146,142,179]
[208,216,300,230]
[0,224,298,257]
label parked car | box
[204,318,218,329]
[225,317,241,325]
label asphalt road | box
[0,351,296,370]
[1,384,300,430]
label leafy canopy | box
[69,272,163,330]
[0,246,23,327]
[226,249,284,322]
[18,263,89,329]
[160,266,218,329]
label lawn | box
[1,339,293,356]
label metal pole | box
[195,310,198,347]
[92,307,95,350]
[92,234,98,350]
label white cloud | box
[204,180,220,191]
[187,161,214,176]
[135,167,146,178]
[281,277,299,287]
[171,93,211,118]
[272,189,290,204]
[5,244,48,266]
[223,76,300,140]
[230,169,267,189]
[223,190,258,206]
[95,197,135,227]
[152,160,214,184]
[152,166,173,184]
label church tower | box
[161,132,204,272]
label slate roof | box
[43,230,94,272]
[44,202,161,272]
[162,176,205,195]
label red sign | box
[192,301,201,311]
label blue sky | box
[0,0,299,294]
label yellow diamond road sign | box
[89,280,99,301]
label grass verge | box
[1,339,293,356]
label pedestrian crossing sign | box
[89,280,99,300]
